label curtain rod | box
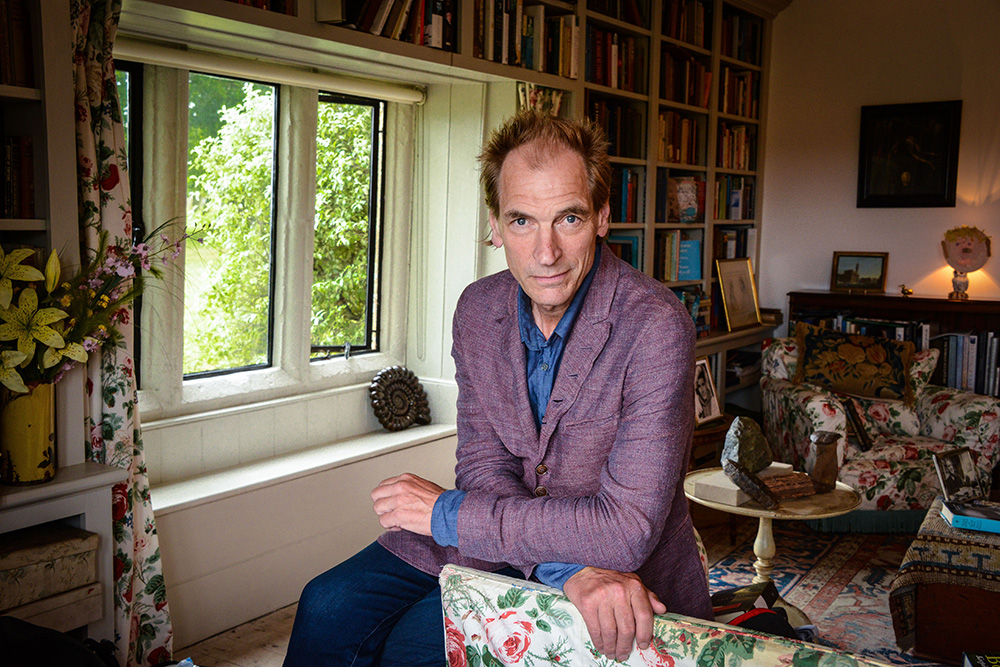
[114,36,426,105]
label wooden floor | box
[177,517,755,667]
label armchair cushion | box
[793,323,915,403]
[846,394,920,438]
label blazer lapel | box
[538,246,618,451]
[491,283,540,456]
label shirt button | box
[534,486,548,497]
[541,363,549,371]
[536,464,548,475]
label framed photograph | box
[933,447,986,503]
[694,357,723,426]
[857,100,962,208]
[715,258,761,331]
[830,252,889,293]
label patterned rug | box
[707,521,947,666]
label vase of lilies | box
[0,224,190,484]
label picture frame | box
[857,100,962,208]
[932,447,986,503]
[693,356,723,426]
[830,252,889,293]
[715,258,761,331]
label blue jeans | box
[283,541,521,667]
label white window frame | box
[135,65,412,421]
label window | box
[185,73,277,375]
[117,61,390,413]
[311,95,384,360]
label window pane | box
[184,73,276,375]
[115,70,129,150]
[311,98,381,359]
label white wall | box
[760,0,1000,331]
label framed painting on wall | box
[856,100,962,208]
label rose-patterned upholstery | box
[761,337,1000,529]
[440,564,890,667]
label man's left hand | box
[371,473,445,536]
[563,567,667,662]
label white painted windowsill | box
[150,424,457,515]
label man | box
[283,110,710,667]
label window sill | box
[150,423,457,515]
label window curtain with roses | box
[72,0,173,664]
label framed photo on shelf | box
[715,258,761,331]
[933,447,986,503]
[694,357,723,426]
[857,100,962,208]
[830,251,888,293]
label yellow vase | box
[0,383,56,485]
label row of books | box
[609,166,644,223]
[717,121,757,171]
[929,331,1000,397]
[2,135,34,219]
[585,26,645,93]
[712,226,756,265]
[660,46,711,108]
[672,286,711,337]
[718,65,759,119]
[500,9,581,78]
[655,231,701,282]
[591,98,644,159]
[0,0,33,87]
[714,175,754,220]
[791,311,1000,398]
[589,0,645,29]
[606,230,643,270]
[657,109,702,165]
[318,0,454,51]
[720,10,764,66]
[663,0,711,50]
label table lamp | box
[942,225,991,300]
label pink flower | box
[484,611,533,663]
[982,411,996,422]
[867,403,890,423]
[902,446,918,460]
[941,425,957,442]
[857,470,879,487]
[822,403,836,417]
[445,618,467,667]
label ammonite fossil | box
[369,366,431,432]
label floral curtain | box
[71,0,173,664]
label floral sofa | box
[761,336,1000,531]
[440,564,889,667]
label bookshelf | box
[787,290,1000,397]
[0,0,128,639]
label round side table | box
[684,467,861,627]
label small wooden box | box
[0,522,98,612]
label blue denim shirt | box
[431,245,602,589]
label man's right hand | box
[563,567,666,662]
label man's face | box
[488,142,609,335]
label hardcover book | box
[940,500,1000,534]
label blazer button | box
[534,486,548,497]
[536,464,548,475]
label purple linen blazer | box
[379,247,712,620]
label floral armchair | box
[440,564,889,667]
[761,336,1000,531]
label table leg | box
[752,517,775,583]
[751,516,812,629]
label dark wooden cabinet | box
[788,290,1000,337]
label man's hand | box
[371,473,445,536]
[563,567,666,661]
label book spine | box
[946,511,1000,534]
